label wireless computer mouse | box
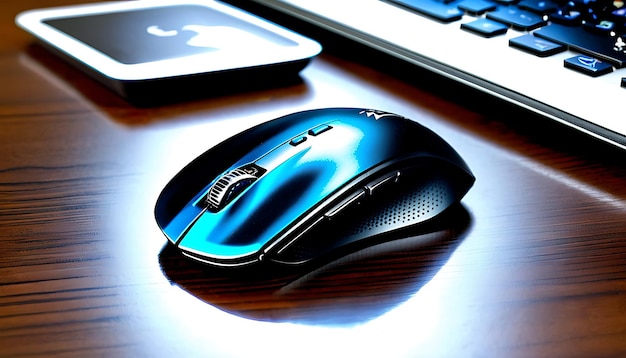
[154,108,475,267]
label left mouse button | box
[206,164,265,212]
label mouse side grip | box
[267,161,474,265]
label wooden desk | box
[2,1,625,357]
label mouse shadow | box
[158,204,472,326]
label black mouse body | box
[155,108,474,267]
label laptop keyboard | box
[390,0,626,69]
[244,0,626,149]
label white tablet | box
[16,0,322,104]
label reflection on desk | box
[158,205,471,326]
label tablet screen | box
[44,5,298,64]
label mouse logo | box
[359,109,399,120]
[146,25,178,37]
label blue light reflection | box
[165,112,397,261]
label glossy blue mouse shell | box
[155,108,473,266]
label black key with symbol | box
[564,55,613,77]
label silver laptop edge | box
[250,0,626,150]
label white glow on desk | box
[151,280,445,358]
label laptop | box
[234,0,626,150]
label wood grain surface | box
[1,1,625,357]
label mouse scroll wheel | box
[206,164,265,212]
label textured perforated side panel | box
[345,178,452,237]
[270,170,466,265]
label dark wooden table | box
[2,1,626,357]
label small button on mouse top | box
[289,135,307,146]
[308,124,333,136]
[289,124,333,146]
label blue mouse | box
[154,108,474,267]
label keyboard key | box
[509,34,565,57]
[613,7,626,24]
[517,0,558,14]
[486,7,547,30]
[549,8,583,25]
[534,23,626,67]
[462,18,508,37]
[564,55,613,77]
[290,135,308,146]
[388,0,464,22]
[457,0,497,15]
[583,19,617,34]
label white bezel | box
[16,0,322,81]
